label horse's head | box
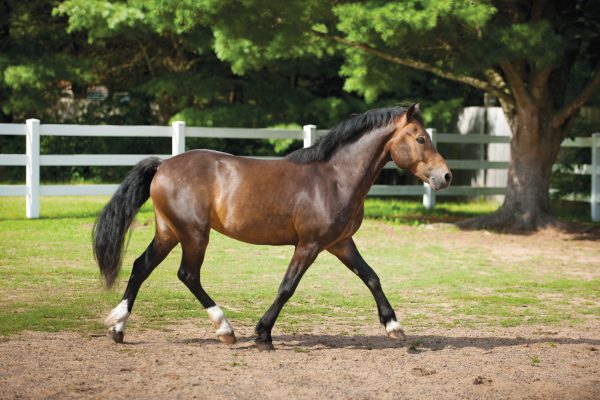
[387,104,452,190]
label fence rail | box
[1,120,598,221]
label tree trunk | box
[458,105,564,231]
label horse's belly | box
[211,209,298,246]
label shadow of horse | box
[173,333,600,351]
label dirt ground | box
[1,226,599,400]
[1,322,599,400]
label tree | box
[57,1,600,230]
[167,0,599,230]
[0,1,361,183]
[54,0,469,167]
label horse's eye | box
[416,136,426,144]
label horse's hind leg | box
[105,230,177,343]
[328,238,405,340]
[178,232,236,344]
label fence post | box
[423,128,437,210]
[26,119,40,219]
[172,121,185,156]
[303,125,317,148]
[592,133,600,222]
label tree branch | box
[499,61,533,107]
[312,31,515,106]
[552,68,600,128]
[483,68,510,94]
[135,39,155,77]
[530,66,552,101]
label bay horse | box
[94,104,451,350]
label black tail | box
[93,157,162,287]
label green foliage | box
[332,0,573,81]
[190,0,598,112]
[421,98,463,132]
[339,51,419,103]
[491,21,563,67]
[0,1,96,119]
[267,123,302,154]
[2,0,598,195]
[55,0,146,38]
[0,1,370,183]
[334,0,495,43]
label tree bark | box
[458,105,565,231]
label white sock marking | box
[206,305,233,336]
[105,300,130,331]
[385,319,402,333]
[113,319,127,332]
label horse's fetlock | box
[255,320,268,334]
[254,323,274,351]
[385,319,405,340]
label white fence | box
[0,120,599,221]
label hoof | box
[218,332,237,345]
[387,329,406,341]
[255,339,275,351]
[110,329,124,344]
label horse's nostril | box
[444,172,452,183]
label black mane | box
[286,106,420,164]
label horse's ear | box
[406,103,421,122]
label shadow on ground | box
[172,333,600,352]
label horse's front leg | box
[255,242,320,351]
[328,238,405,340]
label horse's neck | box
[328,127,393,199]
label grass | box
[0,196,599,337]
[364,197,597,225]
[364,198,499,225]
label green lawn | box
[0,196,598,336]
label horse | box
[93,104,452,350]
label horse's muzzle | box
[428,169,452,190]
